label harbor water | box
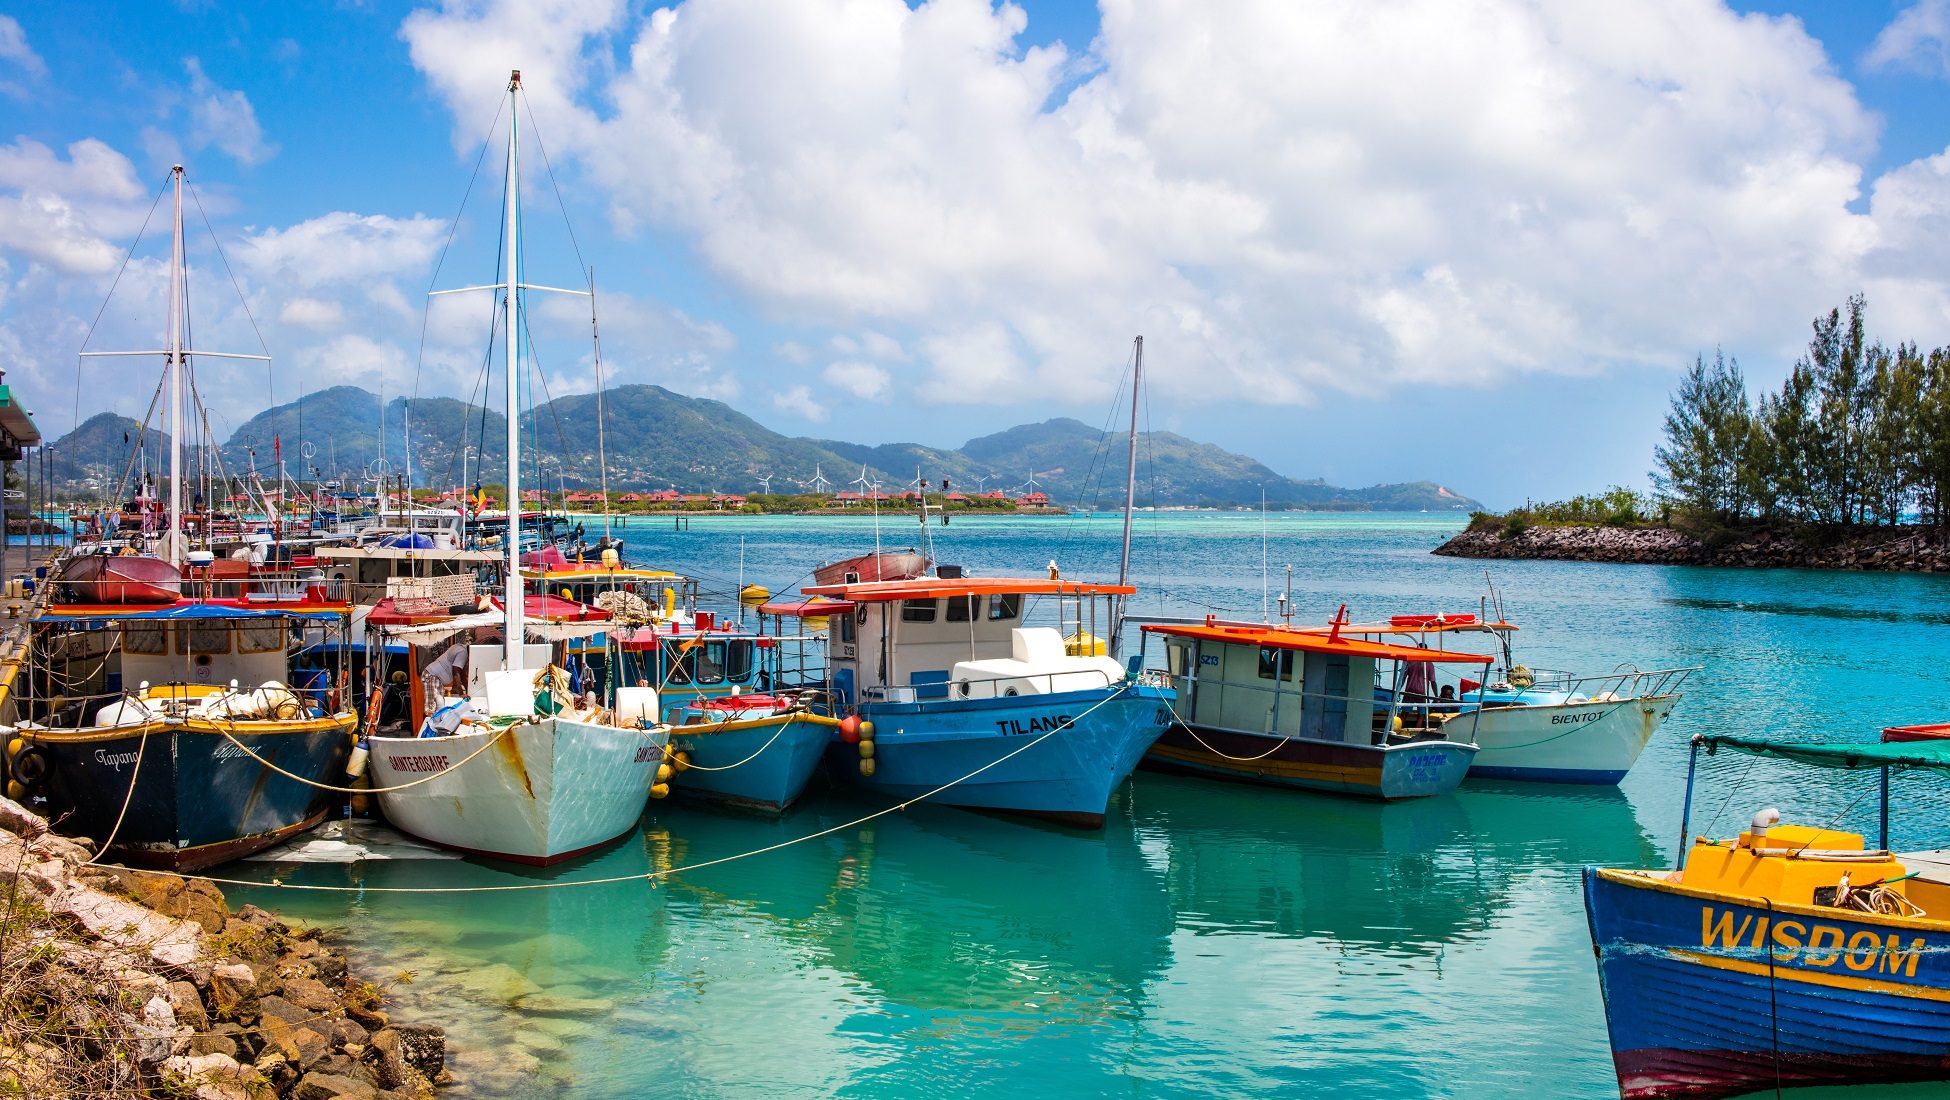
[223,512,1950,1098]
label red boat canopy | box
[1141,622,1493,664]
[803,577,1135,602]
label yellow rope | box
[209,715,522,796]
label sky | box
[6,0,1950,508]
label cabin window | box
[945,595,979,623]
[901,600,938,623]
[838,614,856,644]
[987,594,1021,621]
[1166,642,1187,677]
[662,642,698,685]
[124,623,167,655]
[238,621,288,654]
[184,622,232,655]
[724,640,754,683]
[694,641,728,685]
[1258,647,1296,680]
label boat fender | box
[345,737,370,779]
[858,757,876,778]
[12,746,48,786]
[649,782,671,800]
[839,715,864,744]
[3,780,21,802]
[672,750,692,773]
[859,721,875,740]
[858,740,875,760]
[656,763,674,783]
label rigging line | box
[185,181,272,388]
[591,271,611,540]
[518,308,578,470]
[520,94,589,275]
[75,173,171,433]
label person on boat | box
[420,627,503,703]
[1404,660,1434,703]
[377,670,413,733]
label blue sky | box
[6,1,1950,507]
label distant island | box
[47,383,1480,513]
[1438,295,1950,572]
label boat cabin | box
[799,577,1132,708]
[1140,619,1491,746]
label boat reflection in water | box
[225,823,667,1097]
[640,790,1176,1096]
[1123,772,1662,1096]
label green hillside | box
[52,385,1479,510]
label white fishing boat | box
[365,70,666,865]
[1340,613,1694,784]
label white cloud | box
[1867,0,1950,76]
[184,58,278,167]
[822,360,892,401]
[0,16,46,98]
[398,0,1904,408]
[0,139,148,275]
[770,383,827,422]
[239,211,445,288]
[278,296,346,328]
[773,339,811,365]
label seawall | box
[1433,523,1950,572]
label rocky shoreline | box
[1434,523,1950,571]
[0,799,446,1099]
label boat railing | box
[1497,665,1698,703]
[863,665,1121,704]
[1158,669,1479,746]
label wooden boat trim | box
[1592,866,1950,934]
[22,714,358,745]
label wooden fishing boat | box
[812,549,929,587]
[1334,613,1695,784]
[57,551,181,604]
[1586,733,1950,1098]
[8,598,358,871]
[1137,612,1488,799]
[362,70,668,866]
[801,574,1172,827]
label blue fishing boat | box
[7,598,358,870]
[800,575,1172,827]
[1586,733,1950,1098]
[611,607,838,814]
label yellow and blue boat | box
[1586,732,1950,1098]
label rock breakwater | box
[1435,523,1950,572]
[0,798,447,1099]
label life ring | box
[12,746,49,786]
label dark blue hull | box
[20,721,353,871]
[1584,866,1950,1098]
[827,685,1172,826]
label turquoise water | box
[225,513,1950,1098]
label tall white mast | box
[1114,335,1141,655]
[166,165,186,567]
[502,70,525,664]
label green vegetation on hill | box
[51,384,1480,511]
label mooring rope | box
[132,683,1139,895]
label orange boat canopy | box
[1142,621,1493,664]
[802,576,1135,602]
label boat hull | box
[369,715,667,865]
[18,717,354,871]
[827,685,1172,826]
[1142,723,1475,799]
[670,713,834,813]
[1584,866,1950,1099]
[1465,694,1681,784]
[812,551,929,586]
[58,554,182,604]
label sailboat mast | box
[1113,335,1142,655]
[502,70,525,662]
[165,165,186,567]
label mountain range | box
[46,384,1479,511]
